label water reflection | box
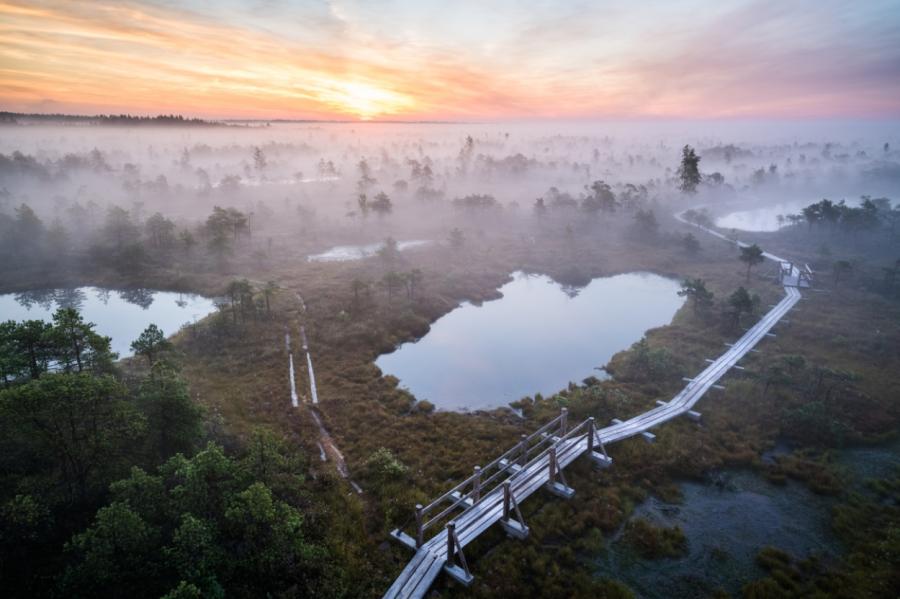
[0,287,217,357]
[14,289,57,310]
[117,288,155,309]
[55,288,88,311]
[375,271,684,411]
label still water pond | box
[0,287,217,357]
[715,197,868,232]
[307,239,431,262]
[715,200,810,232]
[375,271,684,411]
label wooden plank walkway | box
[383,215,807,598]
[301,325,319,404]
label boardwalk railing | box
[392,410,573,549]
[386,415,609,594]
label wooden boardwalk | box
[383,218,807,598]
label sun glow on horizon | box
[317,80,415,120]
[0,0,898,120]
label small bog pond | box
[307,239,431,262]
[0,287,217,357]
[375,271,684,411]
[596,470,836,597]
[596,440,900,596]
[715,201,810,232]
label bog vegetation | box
[1,121,898,597]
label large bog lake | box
[375,271,685,411]
[0,287,218,357]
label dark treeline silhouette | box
[0,112,219,126]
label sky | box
[1,0,899,121]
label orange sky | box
[1,0,899,121]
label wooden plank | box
[407,554,445,599]
[383,549,431,597]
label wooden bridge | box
[383,219,809,598]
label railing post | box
[560,408,568,435]
[502,481,511,522]
[472,466,482,502]
[415,503,424,548]
[447,521,456,560]
[548,445,557,484]
[517,433,527,466]
[587,417,595,454]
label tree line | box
[0,112,217,126]
[0,202,264,278]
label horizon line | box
[4,110,900,127]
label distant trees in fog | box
[378,237,400,265]
[370,192,393,216]
[206,206,248,255]
[357,193,369,217]
[0,197,269,280]
[619,183,649,211]
[252,146,267,172]
[677,145,702,193]
[413,185,444,202]
[632,209,659,238]
[145,212,176,249]
[681,232,701,254]
[406,158,428,181]
[582,180,617,213]
[544,187,578,210]
[794,197,891,236]
[759,197,899,299]
[448,228,465,249]
[0,111,216,126]
[452,194,498,211]
[357,159,377,193]
[681,208,713,228]
[457,135,475,175]
[317,158,338,177]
